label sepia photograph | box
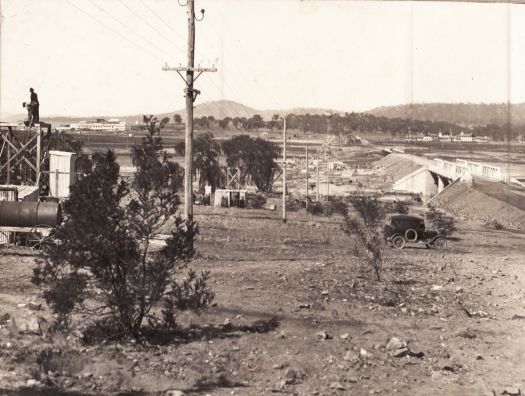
[0,0,524,395]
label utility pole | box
[184,0,195,223]
[305,145,308,211]
[282,116,287,223]
[316,160,320,202]
[163,0,216,223]
[327,162,330,199]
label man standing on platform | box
[29,88,39,124]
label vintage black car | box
[384,214,446,250]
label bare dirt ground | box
[1,203,524,396]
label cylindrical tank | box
[0,201,61,228]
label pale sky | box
[0,0,524,117]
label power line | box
[117,0,186,58]
[138,0,218,69]
[64,0,165,62]
[86,0,173,60]
[138,0,186,43]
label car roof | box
[389,214,424,221]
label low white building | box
[70,119,126,132]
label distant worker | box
[29,88,39,123]
[22,101,35,127]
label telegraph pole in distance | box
[316,160,320,202]
[282,116,287,223]
[305,145,309,211]
[163,0,216,223]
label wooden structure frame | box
[0,123,48,187]
[226,167,241,190]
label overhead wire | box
[201,16,269,118]
[86,0,174,61]
[135,0,254,119]
[116,0,186,58]
[138,0,188,44]
[64,0,165,62]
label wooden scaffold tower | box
[0,123,50,190]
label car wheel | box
[392,235,406,250]
[433,237,446,249]
[405,228,418,242]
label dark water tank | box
[0,201,61,228]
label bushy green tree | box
[175,133,223,190]
[222,135,279,191]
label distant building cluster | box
[409,131,491,143]
[56,119,126,132]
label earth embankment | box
[431,180,525,230]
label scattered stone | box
[298,303,311,309]
[339,333,350,340]
[386,337,404,351]
[275,379,286,391]
[456,329,477,339]
[316,331,332,340]
[455,287,464,293]
[284,368,299,384]
[27,302,42,311]
[16,303,27,309]
[431,285,443,291]
[393,347,410,358]
[393,346,424,359]
[26,379,42,387]
[329,381,345,390]
[272,362,287,370]
[502,387,521,395]
[15,317,41,335]
[430,306,439,314]
[360,348,369,357]
[512,314,525,320]
[344,350,359,362]
[166,391,185,396]
[472,310,489,318]
[321,290,329,296]
[0,313,9,325]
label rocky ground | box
[0,204,524,396]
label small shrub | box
[384,199,409,214]
[324,197,348,216]
[246,192,267,209]
[343,196,386,281]
[286,197,304,212]
[485,219,505,230]
[306,198,347,216]
[307,201,324,215]
[425,205,457,237]
[162,270,214,330]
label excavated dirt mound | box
[431,180,525,230]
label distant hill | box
[368,103,525,126]
[0,100,337,125]
[11,101,525,128]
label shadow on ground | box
[81,317,281,346]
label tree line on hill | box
[189,112,524,141]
